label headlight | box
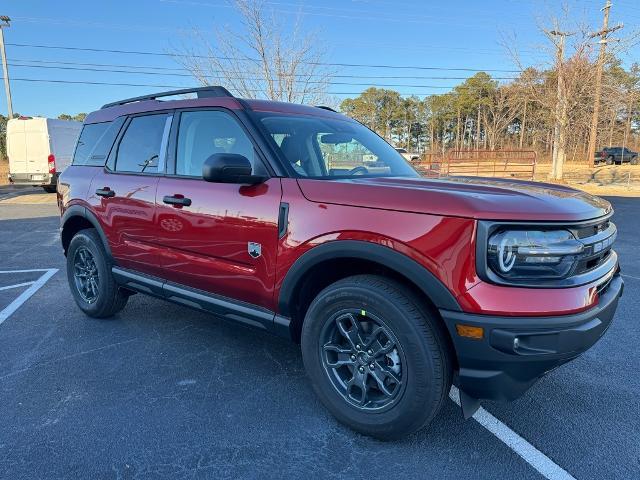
[487,229,584,280]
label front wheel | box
[42,185,56,193]
[301,275,452,440]
[606,156,614,165]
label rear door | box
[154,108,281,310]
[25,120,49,176]
[613,147,622,162]
[88,112,172,277]
[6,120,28,174]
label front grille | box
[569,219,617,276]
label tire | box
[606,156,614,166]
[66,228,128,318]
[42,185,56,193]
[632,156,638,165]
[301,274,452,440]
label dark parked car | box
[58,86,623,439]
[595,146,638,165]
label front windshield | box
[258,113,419,179]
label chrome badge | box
[248,242,262,259]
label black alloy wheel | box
[73,246,100,304]
[319,309,406,412]
[301,274,452,440]
[66,228,129,318]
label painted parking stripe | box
[0,269,56,274]
[0,269,58,325]
[0,282,35,291]
[621,273,640,281]
[449,387,576,480]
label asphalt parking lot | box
[0,186,638,480]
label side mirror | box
[202,153,266,185]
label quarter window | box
[176,110,263,177]
[115,115,168,174]
[73,122,110,166]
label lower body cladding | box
[111,267,291,337]
[440,274,624,416]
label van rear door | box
[6,119,28,174]
[25,119,49,176]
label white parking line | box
[0,282,35,291]
[0,269,56,274]
[0,269,59,325]
[621,273,640,281]
[449,387,576,480]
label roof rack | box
[101,86,234,109]
[315,105,337,112]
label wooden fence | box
[413,150,537,180]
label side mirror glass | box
[202,153,266,185]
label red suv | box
[58,87,623,439]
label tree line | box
[340,59,640,163]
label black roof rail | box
[101,86,234,109]
[315,105,337,112]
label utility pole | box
[547,29,573,181]
[586,0,623,167]
[0,16,12,119]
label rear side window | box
[115,114,167,174]
[73,123,109,166]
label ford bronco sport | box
[58,86,623,439]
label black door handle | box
[163,195,192,207]
[95,187,115,198]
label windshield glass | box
[258,113,419,179]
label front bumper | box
[440,274,624,401]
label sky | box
[1,0,639,118]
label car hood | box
[297,176,612,221]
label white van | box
[7,117,82,192]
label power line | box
[5,62,513,89]
[5,42,523,73]
[0,76,480,97]
[157,0,498,29]
[8,58,520,81]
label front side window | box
[115,114,167,174]
[176,110,264,177]
[259,113,418,179]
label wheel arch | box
[278,240,461,342]
[61,205,113,260]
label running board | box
[112,266,292,339]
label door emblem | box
[248,242,262,259]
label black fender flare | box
[278,240,462,316]
[61,205,113,260]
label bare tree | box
[482,85,521,150]
[174,0,333,104]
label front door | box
[154,109,281,310]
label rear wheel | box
[301,274,452,440]
[66,229,128,318]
